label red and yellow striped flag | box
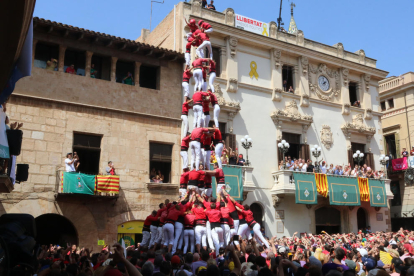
[358,177,370,201]
[96,175,120,194]
[315,173,328,197]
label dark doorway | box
[282,132,301,160]
[357,208,367,231]
[385,134,397,158]
[140,65,160,89]
[35,214,78,245]
[64,49,86,76]
[282,65,294,92]
[351,142,366,165]
[391,218,414,232]
[73,133,102,175]
[349,82,358,105]
[116,60,135,84]
[315,207,341,234]
[91,55,111,81]
[250,203,263,227]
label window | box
[116,60,135,85]
[351,142,366,165]
[380,101,386,111]
[282,132,301,159]
[206,47,221,77]
[349,82,358,106]
[390,181,401,207]
[385,134,397,158]
[150,143,173,183]
[139,65,160,89]
[282,65,294,92]
[34,43,59,69]
[388,98,394,109]
[64,49,86,76]
[91,55,111,81]
[72,133,102,175]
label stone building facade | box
[141,1,393,236]
[0,17,185,248]
[379,72,414,230]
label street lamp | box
[353,150,364,177]
[241,135,253,166]
[379,154,389,179]
[311,145,322,173]
[278,140,290,169]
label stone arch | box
[357,207,368,231]
[105,210,149,243]
[250,202,264,227]
[35,213,78,245]
[314,206,341,234]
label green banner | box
[210,165,243,201]
[293,172,318,204]
[63,172,96,195]
[328,175,361,206]
[368,179,388,207]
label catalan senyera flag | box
[96,175,120,194]
[314,173,328,197]
[358,177,370,202]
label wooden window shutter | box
[366,152,375,171]
[395,133,400,158]
[225,133,236,150]
[348,149,354,168]
[277,140,283,165]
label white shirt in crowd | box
[65,158,75,172]
[301,163,307,172]
[321,165,327,174]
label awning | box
[368,179,388,207]
[293,172,317,204]
[328,176,361,206]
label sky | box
[33,0,414,77]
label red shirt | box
[66,67,75,74]
[189,169,205,181]
[203,135,212,146]
[197,32,210,42]
[209,61,216,73]
[192,206,207,220]
[200,22,212,30]
[179,201,193,212]
[242,210,255,223]
[144,215,158,227]
[180,172,190,185]
[205,209,221,223]
[183,70,192,82]
[188,23,198,33]
[192,58,209,69]
[220,207,231,219]
[191,127,209,142]
[184,213,196,226]
[225,195,236,213]
[202,67,207,80]
[213,128,222,142]
[209,91,218,105]
[166,208,185,221]
[181,136,191,150]
[202,100,210,112]
[204,173,212,184]
[182,102,190,115]
[193,91,209,105]
[186,37,195,53]
[215,168,225,184]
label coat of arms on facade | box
[304,188,310,197]
[320,125,333,150]
[343,190,348,200]
[376,192,381,201]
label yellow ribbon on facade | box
[262,23,269,36]
[249,61,259,80]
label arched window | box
[357,208,367,231]
[250,203,263,227]
[35,214,78,245]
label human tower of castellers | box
[140,19,269,256]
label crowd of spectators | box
[31,228,414,276]
[209,145,247,166]
[150,168,165,183]
[279,157,385,179]
[201,0,216,10]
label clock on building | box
[318,76,330,91]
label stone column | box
[225,36,238,93]
[298,56,309,96]
[58,45,67,72]
[85,51,93,78]
[134,61,141,86]
[32,39,38,66]
[340,68,350,107]
[111,57,118,82]
[219,46,227,78]
[361,74,372,110]
[293,65,300,94]
[270,49,282,91]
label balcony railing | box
[55,170,119,199]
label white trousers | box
[252,223,270,248]
[204,187,212,197]
[213,104,220,128]
[163,223,175,246]
[206,221,214,249]
[156,226,164,244]
[182,82,190,97]
[185,53,191,66]
[221,224,231,246]
[190,141,202,171]
[203,149,211,169]
[202,79,207,91]
[183,229,195,254]
[180,150,188,169]
[204,28,213,33]
[211,226,224,254]
[172,222,183,254]
[195,225,207,247]
[141,231,151,247]
[234,223,251,246]
[193,105,203,128]
[197,41,213,59]
[209,72,216,92]
[197,47,205,59]
[179,188,187,198]
[193,69,203,92]
[181,115,189,138]
[149,225,158,247]
[215,143,224,169]
[202,113,210,128]
[233,219,240,233]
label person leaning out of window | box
[106,161,116,175]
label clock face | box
[318,76,330,91]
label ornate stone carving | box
[302,125,309,144]
[341,114,376,137]
[300,94,310,107]
[300,56,309,75]
[357,49,365,64]
[228,36,238,58]
[227,78,238,93]
[342,103,351,115]
[321,125,333,149]
[296,30,304,45]
[342,68,349,86]
[273,49,282,68]
[308,63,340,101]
[269,21,277,38]
[191,0,201,15]
[271,100,313,125]
[336,43,344,58]
[272,194,283,208]
[364,74,371,91]
[365,108,373,120]
[272,88,283,102]
[225,8,235,26]
[214,84,241,111]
